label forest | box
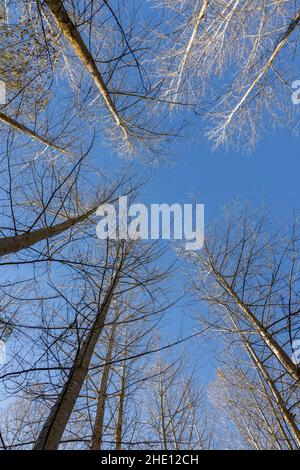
[0,0,300,452]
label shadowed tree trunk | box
[34,270,121,450]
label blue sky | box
[100,119,300,218]
[148,123,300,386]
[2,0,300,447]
[91,107,300,387]
[2,123,298,424]
[143,127,300,216]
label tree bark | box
[44,0,130,142]
[0,206,97,258]
[174,0,209,95]
[0,111,73,156]
[228,311,300,448]
[115,346,127,450]
[34,273,121,450]
[159,373,168,450]
[90,313,118,450]
[221,7,300,131]
[208,258,300,383]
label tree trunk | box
[0,111,72,156]
[115,346,127,450]
[228,311,300,448]
[209,260,300,383]
[0,206,97,258]
[221,7,300,130]
[90,312,118,450]
[159,374,168,450]
[174,0,209,95]
[34,273,120,450]
[44,0,129,142]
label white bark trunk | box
[0,111,73,156]
[210,262,300,383]
[44,0,130,143]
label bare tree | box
[30,238,172,449]
[90,307,118,450]
[189,203,300,448]
[157,0,300,149]
[143,355,214,450]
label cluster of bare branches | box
[2,0,299,155]
[0,0,299,452]
[157,0,300,149]
[189,204,300,449]
[0,231,212,449]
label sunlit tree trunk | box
[90,310,118,450]
[205,256,300,383]
[0,111,72,156]
[44,0,130,143]
[228,311,300,448]
[115,341,127,450]
[0,205,97,258]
